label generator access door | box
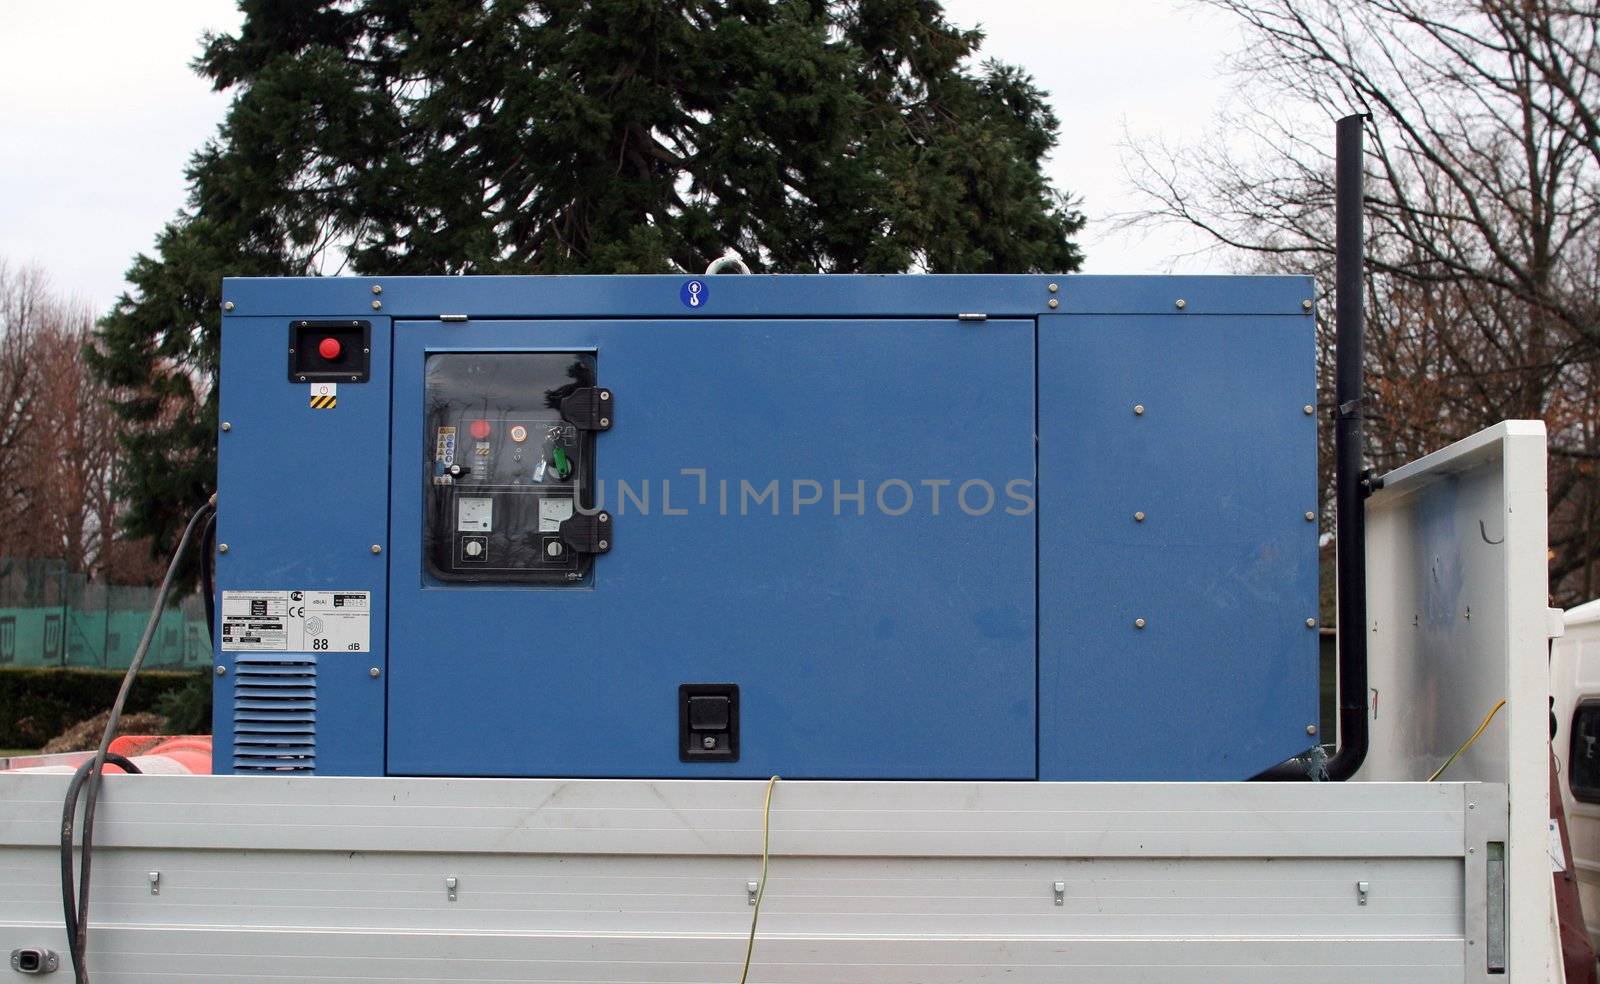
[386,318,1037,779]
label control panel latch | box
[559,510,612,554]
[558,387,614,431]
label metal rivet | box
[297,375,307,382]
[702,735,716,749]
[1048,283,1059,293]
[217,543,229,554]
[600,390,610,401]
[599,417,610,427]
[1047,298,1059,309]
[350,375,359,382]
[1302,299,1314,311]
[1305,618,1317,628]
[1174,298,1187,310]
[1304,404,1315,415]
[1306,724,1318,735]
[221,422,232,432]
[371,300,382,310]
[369,667,381,678]
[597,539,609,550]
[1133,404,1145,415]
[1134,618,1147,629]
[363,347,371,354]
[223,300,235,312]
[371,284,383,295]
[215,665,227,676]
[1134,511,1146,522]
[371,544,383,554]
[1468,802,1475,810]
[1305,511,1316,522]
[598,513,610,523]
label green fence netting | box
[0,558,210,670]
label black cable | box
[62,499,214,984]
[58,753,141,965]
[200,511,216,642]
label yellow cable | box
[1428,699,1507,781]
[738,775,780,984]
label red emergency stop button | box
[318,337,343,360]
[470,419,492,440]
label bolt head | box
[215,665,227,676]
[1047,298,1059,309]
[369,666,381,678]
[371,284,383,295]
[217,543,229,554]
[1134,511,1146,522]
[1304,404,1315,415]
[1133,404,1145,415]
[1134,617,1147,629]
[1306,724,1318,735]
[1305,618,1317,628]
[702,735,716,749]
[1305,511,1316,522]
[1175,298,1187,310]
[371,544,383,554]
[223,300,235,312]
[371,300,382,310]
[1048,282,1059,293]
[1302,298,1314,311]
[221,421,232,432]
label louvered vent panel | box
[231,655,317,773]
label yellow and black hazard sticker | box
[309,383,338,409]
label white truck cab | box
[1554,597,1600,951]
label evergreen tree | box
[92,0,1085,548]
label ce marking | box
[289,605,305,618]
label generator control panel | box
[423,352,607,584]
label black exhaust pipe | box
[1256,113,1371,782]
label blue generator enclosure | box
[214,274,1319,781]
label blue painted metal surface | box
[214,274,1318,780]
[214,316,389,776]
[1037,311,1320,779]
[387,318,1037,779]
[221,274,1312,320]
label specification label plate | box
[220,590,371,653]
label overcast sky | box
[0,1,1243,311]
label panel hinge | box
[559,510,612,554]
[559,387,614,431]
[439,314,468,323]
[957,312,988,322]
